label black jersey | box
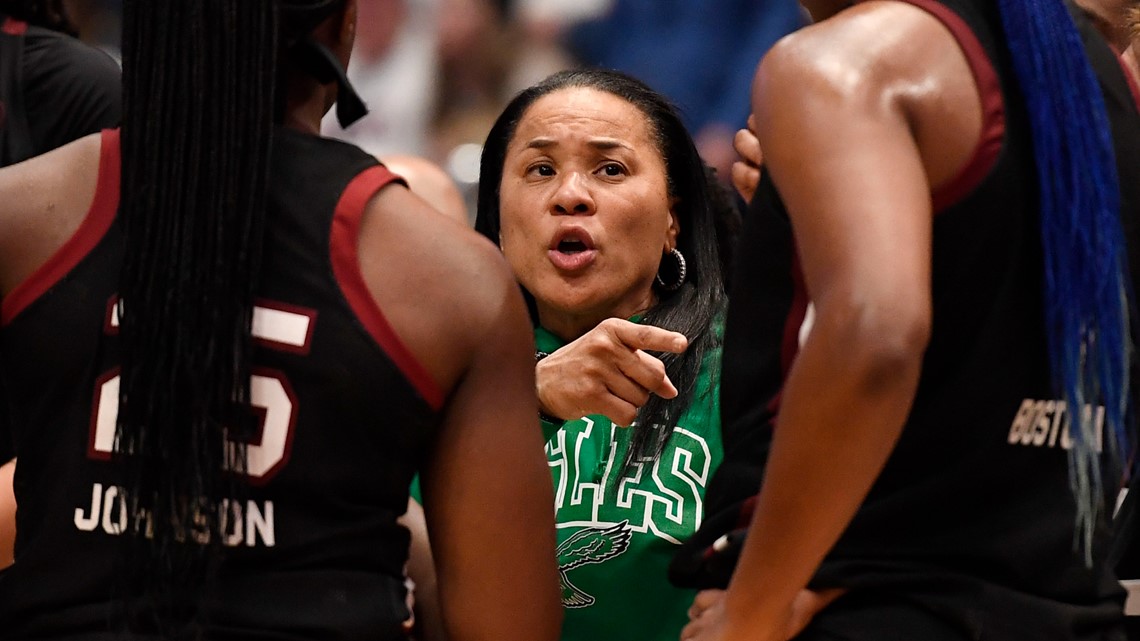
[678,0,1140,639]
[0,13,120,167]
[0,128,442,640]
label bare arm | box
[357,185,561,641]
[0,459,13,569]
[685,5,982,640]
[419,260,562,641]
[720,39,932,639]
[0,134,101,296]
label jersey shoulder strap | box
[0,13,33,166]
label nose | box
[550,171,595,216]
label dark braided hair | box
[0,0,76,34]
[995,0,1133,559]
[475,69,727,472]
[116,0,343,631]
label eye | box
[527,163,555,177]
[598,163,625,177]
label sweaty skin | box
[681,2,983,640]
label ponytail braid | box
[995,0,1132,560]
[117,0,277,625]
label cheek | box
[617,202,672,252]
[497,208,542,274]
[498,223,530,268]
[625,207,674,276]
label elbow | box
[814,296,931,392]
[858,306,930,391]
[864,313,930,390]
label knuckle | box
[598,317,623,334]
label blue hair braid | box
[996,0,1131,559]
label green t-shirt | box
[536,323,724,641]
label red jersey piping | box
[767,250,810,417]
[329,166,445,411]
[2,129,121,325]
[1,17,27,35]
[899,0,1006,214]
[1114,48,1140,113]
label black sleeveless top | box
[688,0,1140,638]
[0,14,33,165]
[0,128,442,640]
[0,13,119,168]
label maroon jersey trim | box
[1115,48,1140,112]
[329,165,445,411]
[1,17,27,35]
[240,366,298,486]
[766,250,809,418]
[900,0,1005,214]
[2,128,120,325]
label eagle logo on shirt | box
[556,520,633,608]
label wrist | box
[536,390,563,424]
[535,350,563,424]
[721,587,792,638]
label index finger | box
[611,322,688,354]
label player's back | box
[0,128,442,640]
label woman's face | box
[498,87,679,337]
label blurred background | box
[62,0,805,223]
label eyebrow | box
[524,137,634,152]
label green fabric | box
[535,322,724,641]
[409,474,422,505]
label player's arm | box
[355,182,560,641]
[0,458,13,569]
[691,6,980,640]
[0,134,101,296]
[418,253,561,641]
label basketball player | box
[678,0,1140,639]
[0,1,561,639]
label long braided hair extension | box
[116,0,344,632]
[117,0,276,626]
[995,0,1133,559]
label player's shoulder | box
[759,1,970,100]
[0,131,102,213]
[355,183,527,392]
[22,26,119,91]
[0,132,103,293]
[362,183,518,322]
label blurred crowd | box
[61,0,805,222]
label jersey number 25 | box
[88,300,315,484]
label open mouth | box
[548,228,597,271]
[557,238,589,254]
[550,228,596,253]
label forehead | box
[508,87,658,154]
